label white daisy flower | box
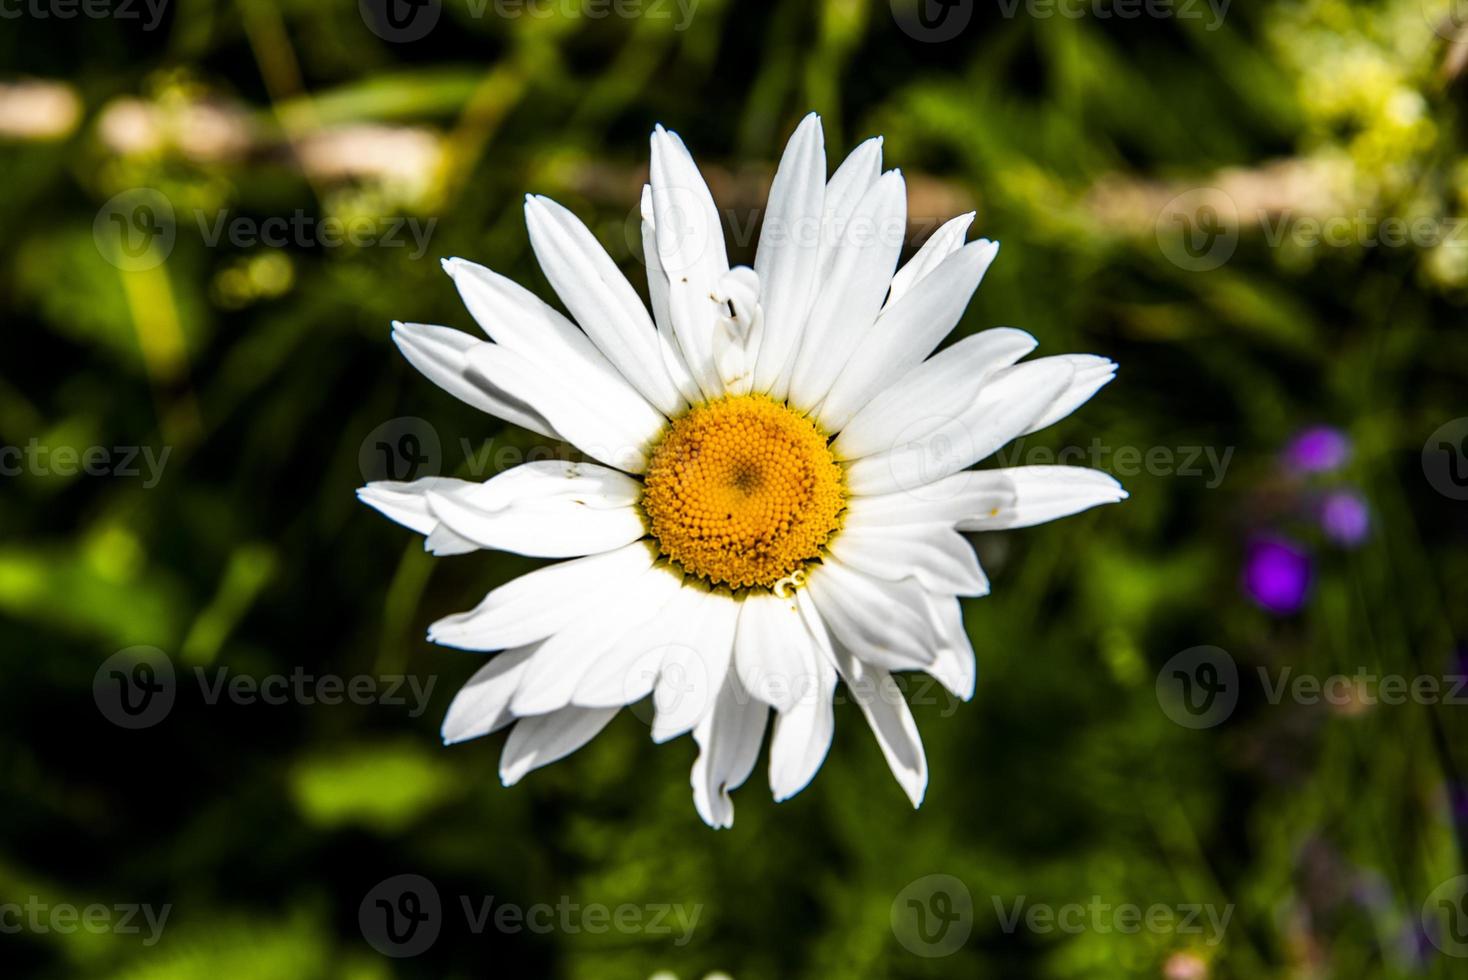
[359,114,1126,828]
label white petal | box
[804,556,937,671]
[463,343,652,473]
[712,265,763,396]
[924,592,976,701]
[787,170,907,412]
[816,136,883,285]
[841,472,1017,529]
[441,257,670,432]
[956,466,1129,531]
[691,671,768,829]
[828,523,988,596]
[571,566,700,708]
[832,327,1036,461]
[817,238,999,433]
[734,589,823,713]
[884,212,977,308]
[640,185,704,405]
[832,646,927,808]
[440,646,536,745]
[523,195,686,415]
[843,357,1076,497]
[768,590,839,802]
[499,705,619,786]
[1019,354,1117,435]
[358,476,478,538]
[508,563,683,716]
[652,587,740,743]
[427,541,655,651]
[391,321,559,439]
[650,125,731,400]
[752,113,826,399]
[422,461,645,559]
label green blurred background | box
[4,0,1468,976]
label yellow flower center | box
[641,394,845,590]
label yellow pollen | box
[641,394,845,590]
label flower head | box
[1243,534,1312,615]
[1282,425,1351,475]
[358,114,1125,827]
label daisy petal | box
[1019,354,1118,435]
[442,257,671,432]
[832,327,1037,461]
[924,592,976,702]
[816,136,883,284]
[691,672,768,829]
[832,647,927,808]
[752,112,826,399]
[523,195,686,416]
[508,563,684,716]
[827,523,989,596]
[641,185,704,405]
[817,237,1000,432]
[441,646,536,745]
[463,343,653,473]
[787,169,907,412]
[841,472,1016,528]
[427,542,655,651]
[843,357,1076,497]
[884,212,977,308]
[768,591,839,802]
[956,466,1129,531]
[712,265,763,396]
[422,462,645,559]
[805,556,937,671]
[500,706,619,786]
[650,125,731,400]
[571,567,698,708]
[735,589,822,713]
[391,322,559,439]
[652,587,740,743]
